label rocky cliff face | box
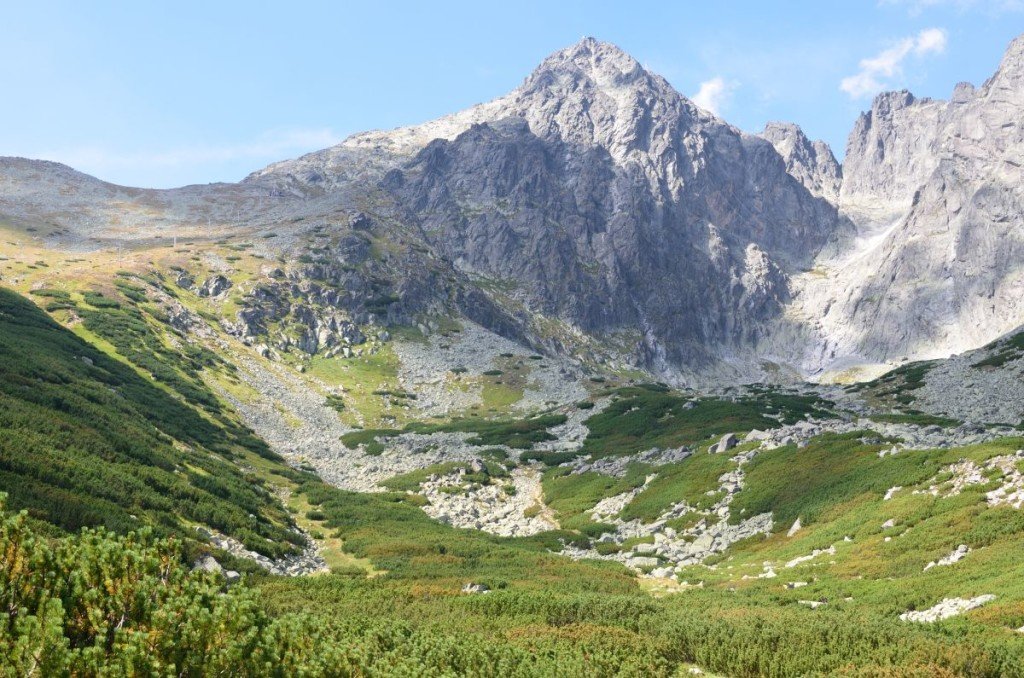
[262,39,841,373]
[760,122,842,204]
[772,34,1024,378]
[838,91,946,225]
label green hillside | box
[0,286,299,557]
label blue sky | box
[2,1,1021,188]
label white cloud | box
[840,28,947,98]
[37,127,341,174]
[914,27,949,54]
[691,77,736,115]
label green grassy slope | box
[0,286,299,557]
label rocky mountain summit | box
[760,122,842,204]
[254,38,843,375]
[2,34,1024,385]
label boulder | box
[192,555,223,574]
[174,270,195,289]
[198,274,233,298]
[349,212,372,230]
[626,556,660,569]
[786,517,802,537]
[711,433,738,454]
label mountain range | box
[2,34,1023,386]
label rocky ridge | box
[4,35,1024,386]
[771,35,1024,378]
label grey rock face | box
[372,39,840,371]
[761,122,842,204]
[839,90,946,224]
[778,35,1024,376]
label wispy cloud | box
[691,77,737,115]
[37,127,341,175]
[840,28,947,98]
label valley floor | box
[3,228,1024,676]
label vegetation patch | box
[619,453,735,523]
[730,431,963,529]
[582,385,832,458]
[341,414,568,452]
[382,460,509,493]
[869,412,961,427]
[542,465,649,530]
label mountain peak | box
[987,32,1024,89]
[760,122,841,203]
[526,37,649,91]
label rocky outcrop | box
[924,544,970,571]
[197,274,232,298]
[761,122,842,203]
[899,595,996,623]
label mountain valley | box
[1,32,1024,677]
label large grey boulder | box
[192,555,223,574]
[711,433,738,454]
[198,274,232,298]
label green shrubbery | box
[341,413,568,452]
[0,502,317,675]
[5,486,1024,677]
[581,386,829,458]
[0,286,292,556]
[870,412,961,427]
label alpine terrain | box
[1,32,1024,677]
